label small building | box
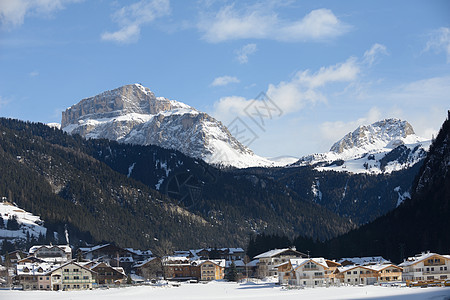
[14,263,56,290]
[277,258,335,287]
[90,262,127,284]
[163,256,196,280]
[17,256,46,265]
[334,265,379,285]
[6,250,28,265]
[198,260,225,281]
[29,245,72,263]
[133,257,162,280]
[254,248,306,278]
[366,264,403,283]
[78,244,141,273]
[338,256,389,267]
[49,261,96,291]
[399,252,450,282]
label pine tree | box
[225,262,238,282]
[6,215,20,230]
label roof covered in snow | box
[254,248,303,259]
[399,252,450,267]
[338,256,389,266]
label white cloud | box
[0,0,81,29]
[211,76,240,87]
[29,70,39,77]
[425,27,450,63]
[102,24,141,44]
[198,5,350,43]
[101,0,170,44]
[213,96,249,121]
[212,56,360,121]
[0,96,10,109]
[236,43,257,64]
[363,43,388,66]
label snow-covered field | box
[2,281,449,300]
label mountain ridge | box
[62,84,274,168]
[293,118,429,174]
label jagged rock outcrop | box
[62,84,273,168]
[294,118,429,174]
[330,119,416,154]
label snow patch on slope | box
[294,119,430,174]
[0,202,47,241]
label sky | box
[0,0,449,158]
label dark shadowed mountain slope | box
[0,118,353,251]
[320,111,450,263]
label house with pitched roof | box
[197,259,225,281]
[90,261,127,284]
[48,261,96,291]
[29,245,72,263]
[14,262,57,290]
[254,248,306,278]
[277,258,339,287]
[399,252,450,282]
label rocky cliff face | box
[62,84,273,168]
[62,84,172,127]
[294,119,429,174]
[330,119,416,154]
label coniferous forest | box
[0,111,448,262]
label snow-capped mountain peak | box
[330,119,418,154]
[294,118,430,174]
[62,84,275,168]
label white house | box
[254,248,306,278]
[277,258,333,287]
[399,252,450,282]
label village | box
[1,243,449,291]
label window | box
[74,276,80,280]
[347,272,351,275]
[83,276,89,280]
[347,279,350,282]
[64,269,70,272]
[353,271,358,274]
[73,268,79,272]
[431,267,434,271]
[445,267,448,271]
[40,285,43,289]
[64,276,69,280]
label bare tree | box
[244,255,251,282]
[152,240,174,280]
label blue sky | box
[0,0,449,157]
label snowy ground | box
[1,281,450,300]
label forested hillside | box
[308,111,450,263]
[0,118,354,252]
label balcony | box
[422,270,449,275]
